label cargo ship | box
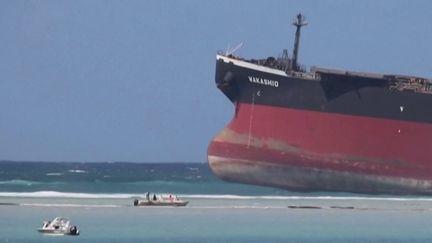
[207,14,432,195]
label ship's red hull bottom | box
[208,104,432,195]
[208,155,432,195]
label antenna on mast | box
[291,13,307,71]
[225,42,244,56]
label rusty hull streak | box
[208,155,432,195]
[213,127,408,168]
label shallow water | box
[2,161,432,242]
[1,197,432,242]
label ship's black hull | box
[216,57,432,124]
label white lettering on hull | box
[248,76,279,88]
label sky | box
[0,0,431,163]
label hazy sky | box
[1,0,431,162]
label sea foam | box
[0,191,432,202]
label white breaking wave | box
[0,191,144,199]
[180,194,432,201]
[0,191,431,201]
[67,169,86,173]
[0,180,40,185]
[46,173,63,176]
[20,203,121,208]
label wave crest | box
[0,180,39,186]
[0,191,432,201]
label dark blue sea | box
[1,161,432,242]
[0,161,291,195]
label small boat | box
[134,193,188,207]
[37,217,80,236]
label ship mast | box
[291,13,307,71]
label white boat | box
[37,217,80,236]
[134,193,188,207]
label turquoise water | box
[2,201,432,242]
[1,161,432,242]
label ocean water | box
[0,161,289,195]
[1,161,432,242]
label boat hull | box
[208,55,432,195]
[37,229,79,236]
[208,155,432,195]
[134,199,188,207]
